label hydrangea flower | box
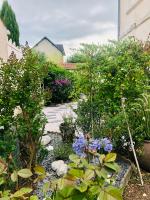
[89,139,101,151]
[72,136,86,157]
[104,143,113,152]
[72,136,113,156]
[101,138,113,152]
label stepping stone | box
[41,135,51,146]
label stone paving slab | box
[43,102,77,133]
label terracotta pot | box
[138,140,150,172]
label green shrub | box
[0,47,48,170]
[50,153,122,200]
[53,143,73,161]
[59,116,75,143]
[75,39,149,148]
[44,64,74,104]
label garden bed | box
[35,132,133,199]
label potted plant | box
[59,115,76,143]
[132,93,150,171]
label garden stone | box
[41,135,51,145]
[51,160,68,176]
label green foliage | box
[0,157,33,199]
[44,64,74,104]
[53,143,73,161]
[60,116,75,143]
[0,47,48,169]
[50,153,122,200]
[0,0,20,46]
[0,157,46,199]
[128,93,150,145]
[75,39,149,147]
[67,50,87,63]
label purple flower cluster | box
[54,79,71,86]
[72,136,86,157]
[89,139,101,151]
[101,138,113,152]
[72,136,113,157]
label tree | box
[0,0,20,46]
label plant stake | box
[121,97,144,186]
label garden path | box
[43,102,77,133]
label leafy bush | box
[50,135,122,200]
[51,153,122,200]
[44,64,74,104]
[0,47,48,170]
[75,39,149,148]
[59,116,75,143]
[0,157,46,199]
[53,143,73,161]
[127,93,150,146]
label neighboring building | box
[33,37,65,64]
[0,19,8,61]
[0,19,22,61]
[60,62,76,71]
[118,0,150,41]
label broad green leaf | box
[98,187,123,200]
[89,185,100,196]
[69,169,84,178]
[0,177,5,185]
[0,197,10,200]
[96,168,108,179]
[34,165,46,175]
[84,169,95,180]
[12,187,32,198]
[11,170,18,182]
[30,195,39,200]
[104,163,120,172]
[99,154,105,164]
[104,153,117,163]
[59,186,74,198]
[18,168,33,178]
[75,182,88,193]
[69,154,80,164]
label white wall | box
[0,19,22,61]
[119,0,150,41]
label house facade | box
[33,37,65,65]
[0,19,22,61]
[118,0,150,41]
[0,19,8,61]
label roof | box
[60,63,76,70]
[33,36,65,55]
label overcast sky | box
[0,0,118,55]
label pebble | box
[41,135,51,145]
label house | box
[33,37,65,65]
[0,19,22,61]
[0,19,9,61]
[118,0,150,41]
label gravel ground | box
[123,171,150,200]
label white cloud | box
[5,0,118,56]
[62,28,117,56]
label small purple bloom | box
[101,138,111,146]
[72,136,86,157]
[89,139,101,151]
[104,143,113,152]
